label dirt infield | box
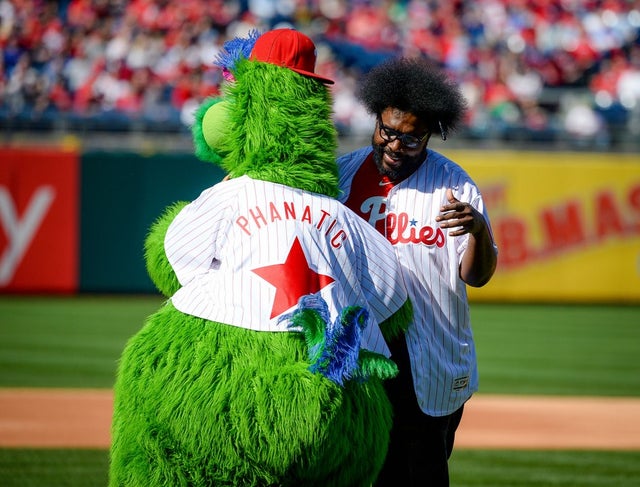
[1,388,639,450]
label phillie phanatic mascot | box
[109,28,412,487]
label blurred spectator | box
[0,0,638,147]
[562,94,610,148]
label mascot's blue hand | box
[284,295,398,386]
[311,305,365,386]
[284,294,327,364]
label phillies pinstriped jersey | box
[338,147,496,415]
[164,175,408,357]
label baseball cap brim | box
[288,66,334,85]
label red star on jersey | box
[252,236,335,319]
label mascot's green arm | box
[144,201,189,297]
[379,298,413,341]
[355,298,413,381]
[357,349,398,381]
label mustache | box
[372,141,399,159]
[384,149,401,158]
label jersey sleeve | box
[348,212,408,323]
[452,176,497,263]
[164,184,232,286]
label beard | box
[371,138,426,181]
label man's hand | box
[435,189,485,237]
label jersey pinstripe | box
[164,175,408,357]
[338,147,494,415]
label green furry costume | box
[109,30,411,487]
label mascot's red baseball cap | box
[249,28,334,85]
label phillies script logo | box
[360,196,445,247]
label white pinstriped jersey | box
[338,147,495,415]
[164,175,408,357]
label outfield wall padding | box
[0,147,224,294]
[79,151,224,292]
[1,146,638,302]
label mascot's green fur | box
[109,29,411,487]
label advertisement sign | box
[0,147,79,292]
[448,150,640,303]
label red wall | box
[0,147,79,293]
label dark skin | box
[373,107,497,287]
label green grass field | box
[1,295,639,486]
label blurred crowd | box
[1,0,640,147]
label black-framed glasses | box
[377,118,430,149]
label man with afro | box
[338,57,498,486]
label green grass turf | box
[0,294,164,388]
[449,449,640,486]
[0,296,638,395]
[0,449,639,487]
[471,303,640,397]
[0,449,108,487]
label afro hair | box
[356,57,467,138]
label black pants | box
[374,336,465,487]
